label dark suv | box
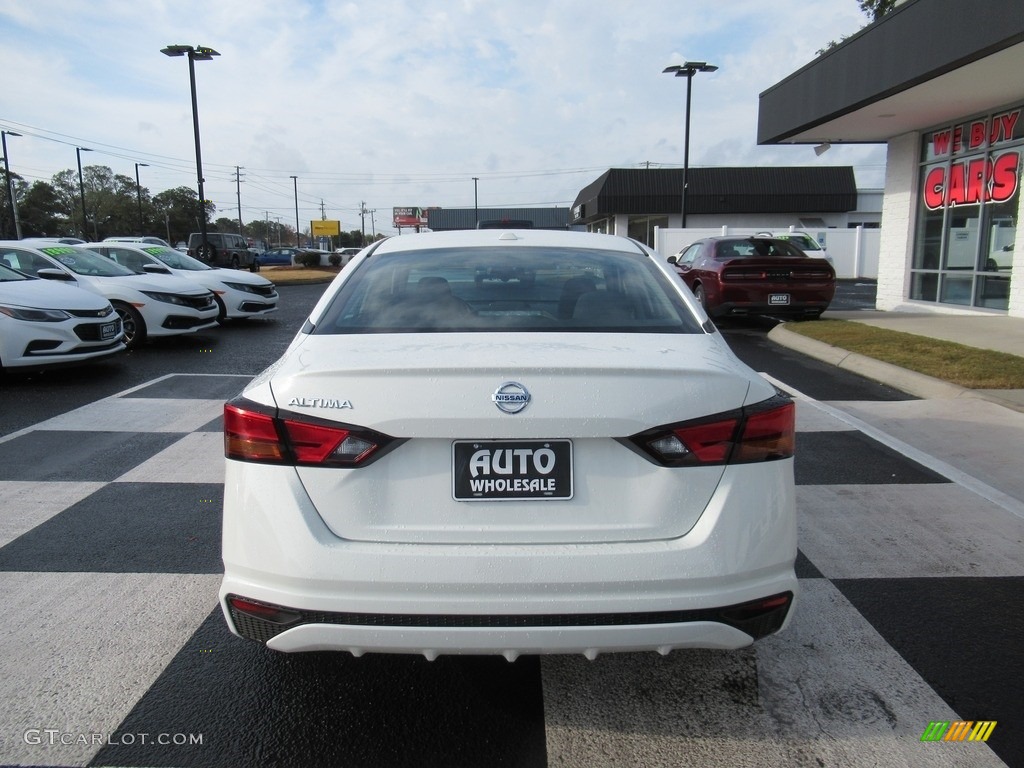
[187,232,257,270]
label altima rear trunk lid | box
[262,333,766,545]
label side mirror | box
[37,268,74,281]
[667,255,678,264]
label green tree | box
[859,0,896,22]
[818,0,898,54]
[152,186,215,245]
[16,180,69,237]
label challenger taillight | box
[622,393,794,466]
[224,398,400,467]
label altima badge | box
[287,397,353,409]
[492,382,530,414]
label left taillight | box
[224,398,400,467]
[621,393,794,467]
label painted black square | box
[197,415,223,432]
[795,549,824,578]
[91,609,547,768]
[835,576,1024,767]
[0,430,184,482]
[124,374,251,400]
[0,482,222,574]
[795,431,950,485]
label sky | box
[0,0,887,237]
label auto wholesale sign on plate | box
[452,440,573,501]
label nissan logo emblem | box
[492,382,530,414]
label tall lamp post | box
[290,175,300,247]
[2,130,22,239]
[161,44,220,258]
[663,61,717,228]
[134,162,149,235]
[472,177,479,227]
[76,147,93,240]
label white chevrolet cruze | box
[2,241,218,349]
[81,242,279,322]
[221,229,797,659]
[0,261,124,370]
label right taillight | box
[621,393,794,466]
[224,398,402,467]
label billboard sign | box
[311,220,341,236]
[393,207,428,228]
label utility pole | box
[234,166,245,236]
[369,209,376,238]
[360,201,366,246]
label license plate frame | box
[452,439,573,501]
[100,321,119,340]
[769,293,791,306]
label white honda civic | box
[81,242,278,322]
[221,229,797,659]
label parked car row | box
[668,235,836,320]
[0,239,278,371]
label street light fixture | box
[2,130,22,239]
[663,61,718,228]
[76,147,93,240]
[161,44,220,258]
[134,162,149,235]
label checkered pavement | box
[0,373,1019,767]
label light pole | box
[290,175,300,247]
[134,162,149,235]
[472,177,479,227]
[161,44,220,257]
[2,130,22,239]
[663,61,717,228]
[76,147,93,240]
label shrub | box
[328,253,341,267]
[296,251,322,268]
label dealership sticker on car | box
[452,440,573,501]
[769,293,791,305]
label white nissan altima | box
[221,229,797,659]
[1,241,219,349]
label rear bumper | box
[220,459,798,657]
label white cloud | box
[0,0,883,233]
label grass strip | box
[784,319,1024,389]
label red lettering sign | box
[930,108,1022,157]
[923,151,1020,210]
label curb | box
[767,324,1024,414]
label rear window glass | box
[715,239,806,259]
[312,246,703,334]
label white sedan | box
[221,229,797,659]
[82,242,278,322]
[1,241,218,349]
[0,261,124,370]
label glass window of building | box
[911,105,1022,310]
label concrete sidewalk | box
[769,310,1024,413]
